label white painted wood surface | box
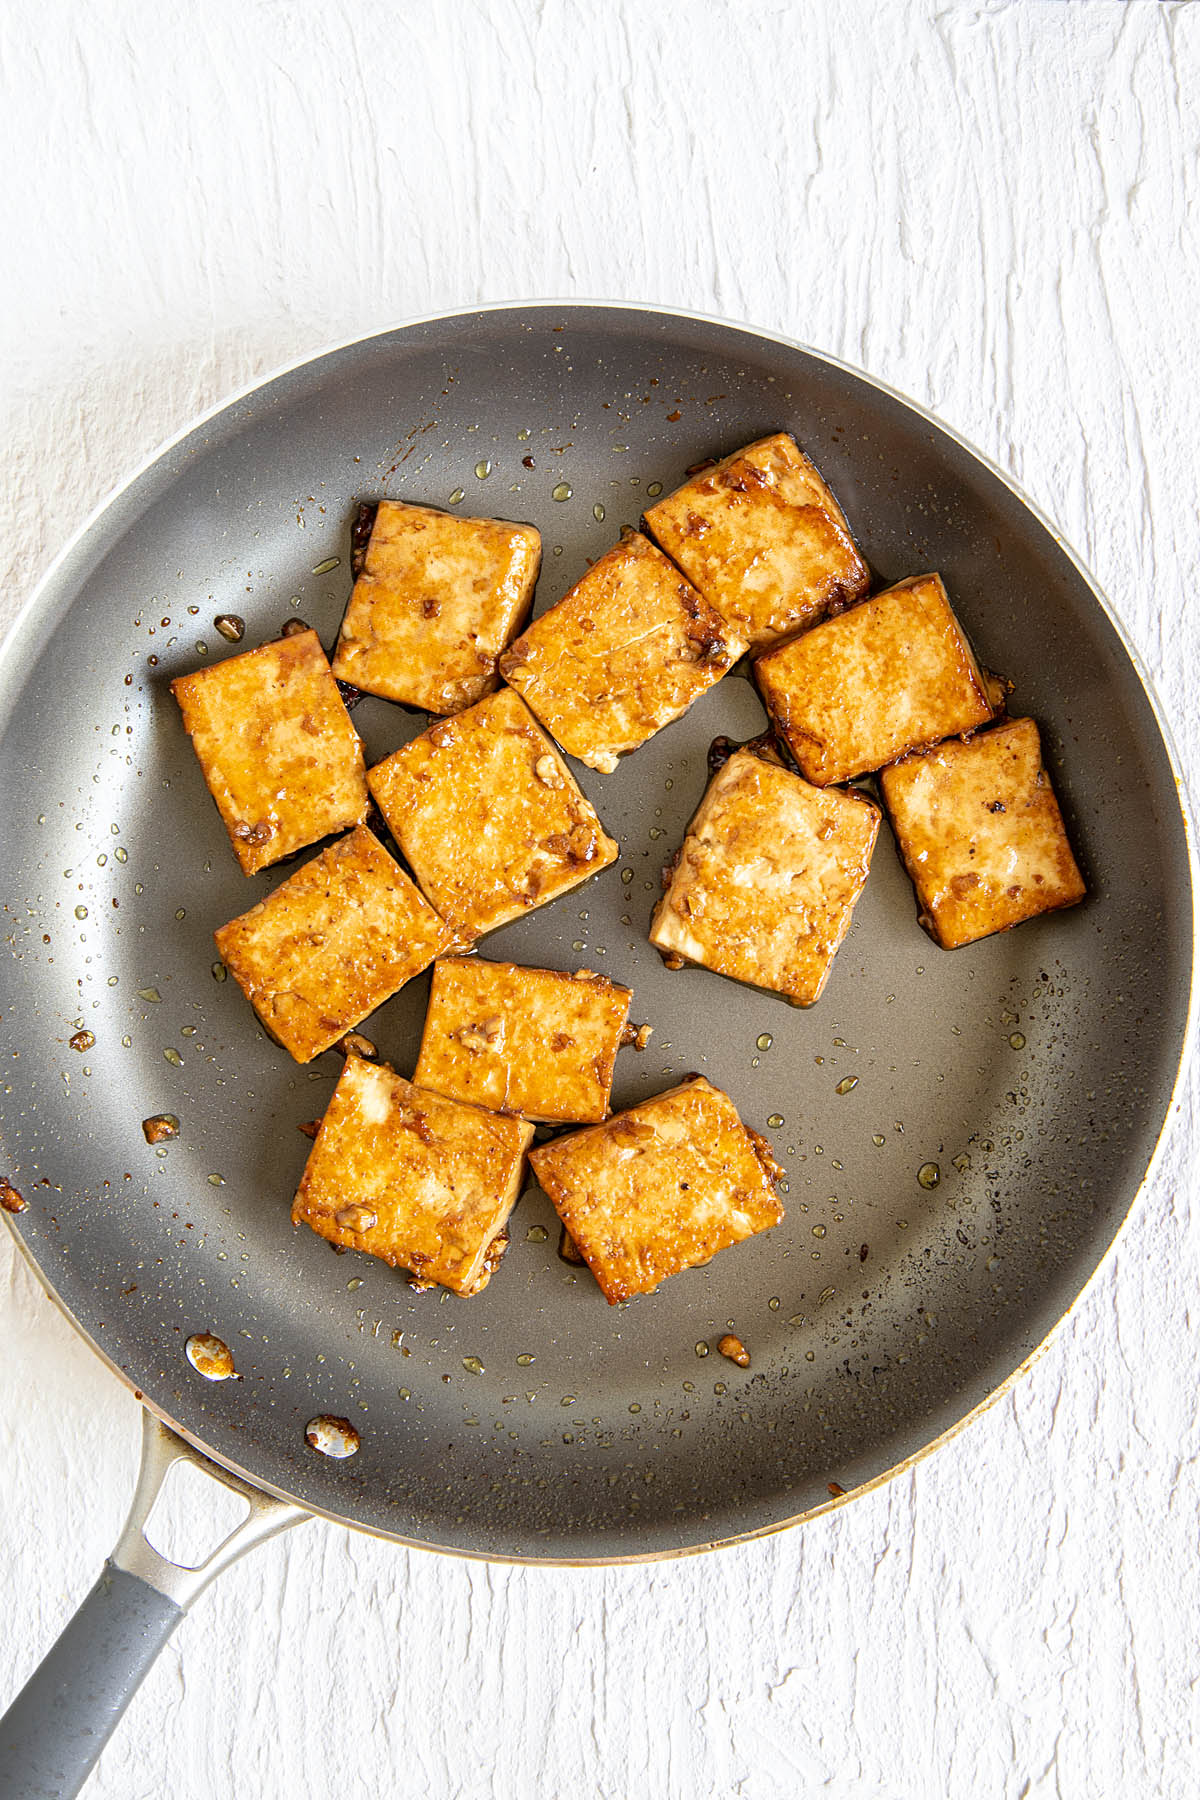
[3,3,1198,1794]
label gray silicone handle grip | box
[0,1561,183,1800]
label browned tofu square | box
[649,748,879,1005]
[414,958,633,1123]
[498,531,742,772]
[367,687,618,940]
[214,826,453,1062]
[331,500,541,715]
[754,573,994,785]
[172,629,368,874]
[879,717,1086,948]
[293,1055,533,1295]
[643,433,869,653]
[529,1076,783,1303]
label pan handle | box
[0,1412,305,1799]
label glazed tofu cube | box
[293,1055,534,1295]
[331,500,541,715]
[367,687,618,940]
[643,433,869,653]
[649,748,879,1005]
[879,717,1086,948]
[529,1076,783,1304]
[171,629,368,874]
[755,573,994,785]
[214,826,453,1062]
[414,958,633,1123]
[498,532,742,772]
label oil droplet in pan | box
[475,460,492,480]
[593,503,605,522]
[766,1113,784,1129]
[448,488,465,505]
[1009,1032,1026,1050]
[311,557,341,576]
[185,1332,238,1380]
[462,1356,485,1375]
[917,1162,941,1189]
[756,1033,773,1051]
[305,1415,360,1458]
[552,483,572,502]
[835,1076,858,1095]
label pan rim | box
[4,298,1197,1566]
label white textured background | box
[3,3,1199,1796]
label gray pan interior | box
[0,304,1192,1561]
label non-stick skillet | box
[1,303,1194,1797]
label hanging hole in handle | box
[141,1458,251,1570]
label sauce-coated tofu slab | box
[293,1056,533,1295]
[879,717,1086,948]
[499,531,741,771]
[643,433,869,653]
[214,826,453,1062]
[530,1077,783,1303]
[367,687,618,940]
[649,748,879,1005]
[332,500,540,714]
[415,958,633,1123]
[755,573,993,785]
[172,629,368,874]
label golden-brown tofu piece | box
[643,433,869,653]
[414,958,633,1123]
[879,717,1086,948]
[171,629,368,875]
[367,687,618,940]
[649,748,879,1005]
[331,500,540,714]
[293,1056,533,1295]
[214,826,453,1062]
[529,1076,783,1303]
[498,531,742,772]
[755,573,994,785]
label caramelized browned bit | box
[336,1031,378,1060]
[827,1481,846,1498]
[717,1333,750,1367]
[334,1202,378,1232]
[745,1127,786,1186]
[233,819,276,846]
[305,1414,360,1458]
[280,618,310,638]
[0,1177,28,1214]
[335,678,365,711]
[558,1225,587,1265]
[69,1030,96,1053]
[214,614,245,643]
[406,1273,437,1292]
[658,949,686,971]
[349,500,378,580]
[860,1243,869,1262]
[455,1017,504,1050]
[297,1118,322,1139]
[684,456,718,477]
[522,455,536,469]
[619,1021,654,1051]
[141,1114,180,1145]
[466,1228,511,1292]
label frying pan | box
[1,303,1193,1797]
